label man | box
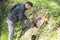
[6,2,33,40]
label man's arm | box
[23,14,28,20]
[18,10,23,20]
[18,9,28,20]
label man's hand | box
[25,20,27,23]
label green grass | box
[1,33,8,40]
[0,0,60,40]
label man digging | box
[6,2,33,40]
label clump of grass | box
[1,33,8,40]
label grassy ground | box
[0,0,60,40]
